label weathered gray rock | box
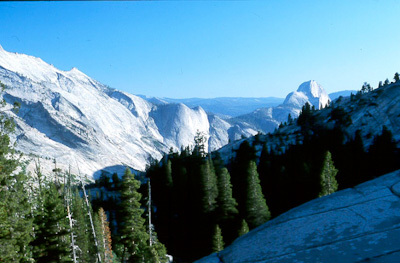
[196,170,400,263]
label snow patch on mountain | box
[0,47,221,176]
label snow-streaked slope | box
[0,47,230,176]
[196,169,400,263]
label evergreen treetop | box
[318,151,338,197]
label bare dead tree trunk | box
[77,165,102,263]
[67,204,78,263]
[148,179,153,247]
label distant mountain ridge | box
[0,46,333,177]
[229,80,331,134]
[138,96,284,118]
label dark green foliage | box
[0,81,32,262]
[287,113,293,124]
[394,72,399,82]
[215,167,238,245]
[98,171,112,190]
[112,172,121,190]
[238,219,249,237]
[200,158,218,214]
[230,141,257,217]
[384,78,390,86]
[31,182,72,262]
[318,151,338,197]
[211,225,224,253]
[216,168,238,221]
[335,130,367,188]
[93,211,106,262]
[361,82,373,93]
[297,102,315,134]
[143,84,400,261]
[330,106,352,127]
[71,188,98,263]
[368,126,399,177]
[245,161,271,228]
[0,172,33,262]
[119,168,148,261]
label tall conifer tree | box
[71,188,92,262]
[119,168,149,262]
[211,225,224,253]
[31,182,72,262]
[318,151,338,197]
[216,167,238,220]
[200,158,218,214]
[245,161,271,229]
[238,219,249,237]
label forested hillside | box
[143,75,400,262]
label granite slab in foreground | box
[196,170,400,263]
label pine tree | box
[368,126,399,177]
[211,225,224,253]
[245,161,271,229]
[216,167,238,220]
[93,211,106,262]
[394,72,399,82]
[318,151,338,197]
[31,182,72,262]
[71,188,92,262]
[0,81,32,262]
[0,172,33,262]
[119,168,149,262]
[193,130,207,157]
[164,159,173,188]
[287,113,293,124]
[238,219,249,237]
[200,158,218,214]
[231,140,257,213]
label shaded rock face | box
[196,170,400,263]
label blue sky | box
[1,1,399,98]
